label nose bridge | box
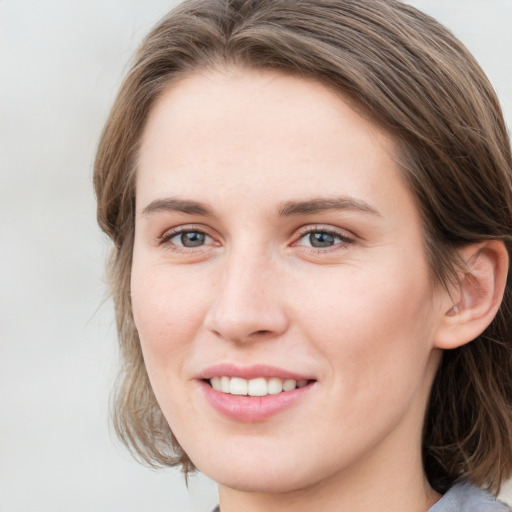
[205,241,288,342]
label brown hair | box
[94,0,512,493]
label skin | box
[131,68,454,512]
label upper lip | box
[196,363,315,381]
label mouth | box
[206,376,312,396]
[197,364,317,422]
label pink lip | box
[196,363,314,381]
[196,364,316,423]
[200,381,314,422]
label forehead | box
[136,68,413,221]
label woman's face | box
[132,69,447,493]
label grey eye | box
[298,231,343,248]
[308,232,338,248]
[171,231,210,247]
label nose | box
[204,248,289,344]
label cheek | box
[289,267,438,468]
[130,263,211,374]
[298,259,436,390]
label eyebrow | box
[141,198,214,217]
[277,197,381,217]
[140,195,381,218]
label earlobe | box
[434,240,509,350]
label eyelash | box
[157,225,355,254]
[158,225,217,253]
[293,225,355,252]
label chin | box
[203,465,312,494]
[191,449,333,495]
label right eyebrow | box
[140,197,214,217]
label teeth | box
[267,377,283,395]
[282,379,297,392]
[221,376,230,393]
[208,376,310,396]
[248,377,267,397]
[230,377,247,395]
[211,377,222,391]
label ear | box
[434,240,509,350]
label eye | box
[161,229,214,248]
[302,231,339,248]
[294,228,353,250]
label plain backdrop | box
[1,1,511,511]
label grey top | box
[210,482,511,511]
[429,482,510,511]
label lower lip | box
[200,381,314,422]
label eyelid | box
[157,224,219,247]
[291,224,356,252]
[155,223,356,253]
[293,224,355,242]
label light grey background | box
[1,1,511,511]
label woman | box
[94,1,512,510]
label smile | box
[209,376,310,396]
[198,366,316,422]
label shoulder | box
[210,484,510,512]
[430,482,511,512]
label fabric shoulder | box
[429,482,511,512]
[210,485,511,512]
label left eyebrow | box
[277,197,381,217]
